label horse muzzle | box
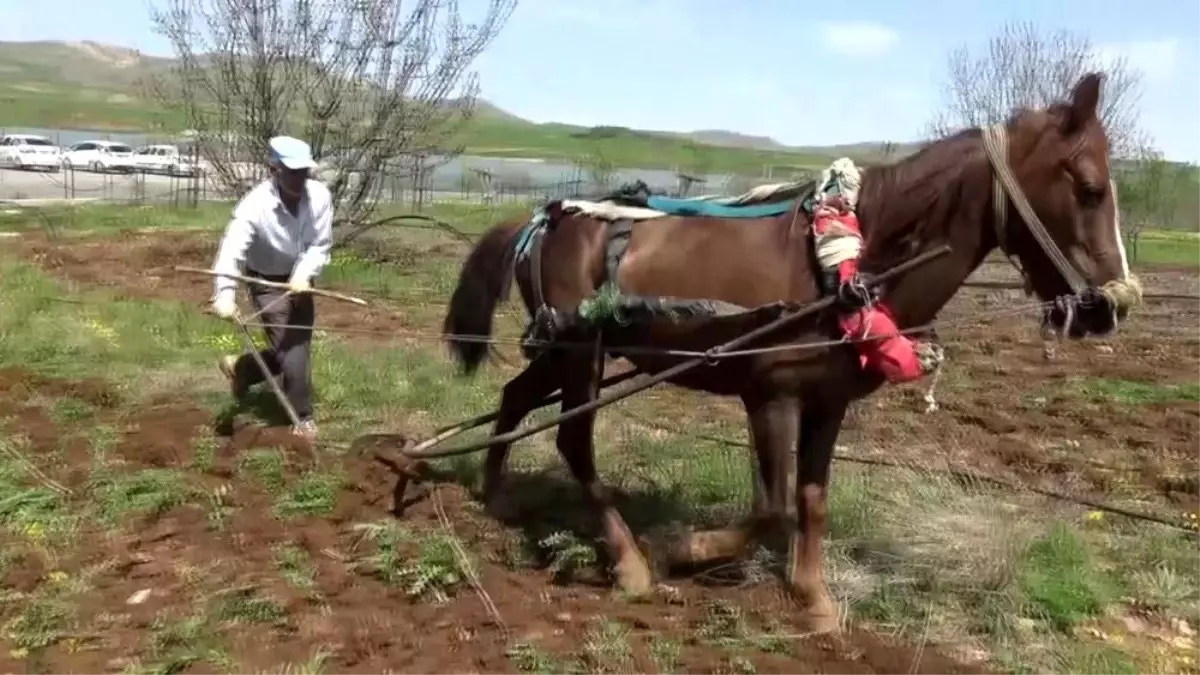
[1045,276,1142,340]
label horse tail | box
[442,218,526,375]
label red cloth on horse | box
[813,200,925,384]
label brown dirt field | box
[0,365,985,674]
[4,229,1198,672]
[866,264,1200,514]
[13,230,421,336]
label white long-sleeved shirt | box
[211,178,334,302]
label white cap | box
[268,135,317,170]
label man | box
[810,157,936,383]
[210,135,333,440]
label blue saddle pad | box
[645,195,795,219]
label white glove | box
[287,277,312,294]
[211,294,239,320]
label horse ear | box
[1064,72,1104,134]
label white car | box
[62,140,138,173]
[0,134,62,172]
[131,144,200,176]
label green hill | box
[0,40,901,173]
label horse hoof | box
[483,494,517,521]
[636,534,668,582]
[801,610,840,635]
[615,559,654,598]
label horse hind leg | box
[650,392,798,573]
[482,352,561,518]
[556,350,653,596]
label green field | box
[0,202,1195,673]
[0,88,838,174]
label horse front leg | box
[1040,308,1060,361]
[557,350,653,595]
[482,352,562,518]
[787,398,848,634]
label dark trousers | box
[235,269,316,420]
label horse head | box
[999,72,1143,339]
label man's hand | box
[211,295,239,320]
[288,277,312,294]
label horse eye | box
[1077,184,1105,209]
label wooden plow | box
[174,265,369,434]
[353,245,953,514]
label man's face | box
[272,162,309,198]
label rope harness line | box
[355,246,954,462]
[981,125,1088,295]
[240,296,1058,360]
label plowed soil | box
[4,229,1198,673]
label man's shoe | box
[218,355,248,401]
[292,419,318,442]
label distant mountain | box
[662,129,791,152]
[0,39,922,158]
[613,125,926,159]
[0,40,173,91]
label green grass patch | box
[0,434,78,548]
[1019,524,1119,631]
[0,199,531,239]
[137,612,234,675]
[1076,377,1200,405]
[819,465,1195,673]
[1127,229,1200,267]
[349,520,471,602]
[273,544,320,597]
[236,448,288,494]
[210,586,289,626]
[273,470,341,519]
[91,468,196,524]
[0,201,234,235]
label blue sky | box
[2,0,1197,161]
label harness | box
[515,204,774,355]
[982,125,1086,295]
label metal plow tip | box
[349,432,417,454]
[353,432,432,517]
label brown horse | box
[440,73,1142,633]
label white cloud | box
[816,21,900,58]
[1095,38,1181,81]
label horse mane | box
[855,103,1075,273]
[854,127,990,272]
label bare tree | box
[575,143,617,195]
[148,0,516,239]
[929,21,1148,158]
[1117,149,1197,261]
[682,140,712,179]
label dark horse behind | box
[440,73,1142,633]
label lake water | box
[0,125,760,196]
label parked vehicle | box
[131,144,201,177]
[62,140,137,173]
[0,134,62,172]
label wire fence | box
[0,126,814,207]
[0,160,796,209]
